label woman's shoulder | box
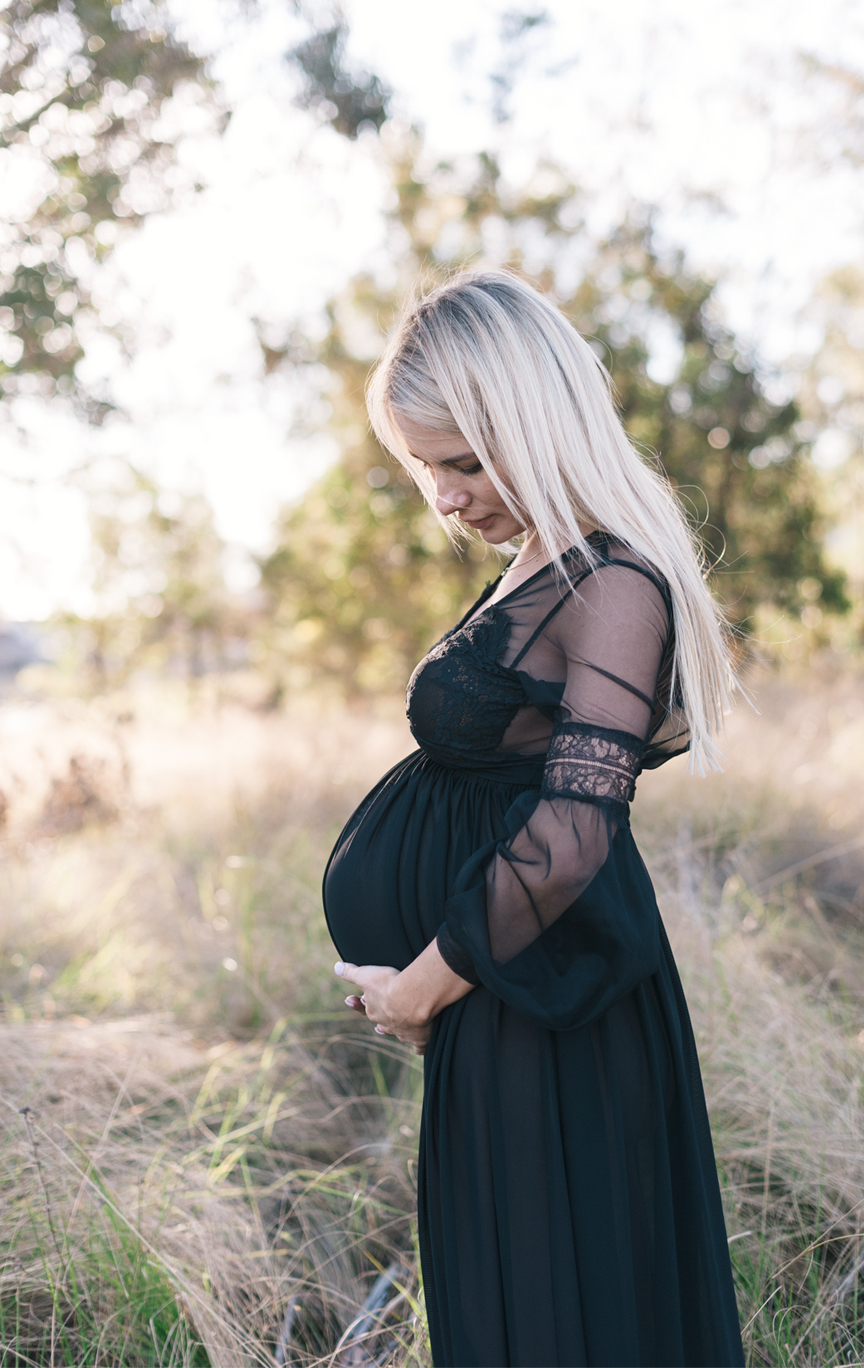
[564,532,670,598]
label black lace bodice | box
[405,534,689,977]
[406,607,525,766]
[408,534,686,792]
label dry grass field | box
[0,662,863,1366]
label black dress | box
[323,534,744,1368]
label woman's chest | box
[406,610,561,758]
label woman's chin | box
[480,522,525,546]
[458,512,525,545]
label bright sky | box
[1,0,863,618]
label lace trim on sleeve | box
[540,720,644,816]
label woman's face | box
[397,417,526,546]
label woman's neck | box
[509,524,595,573]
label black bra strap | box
[510,567,597,667]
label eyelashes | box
[416,461,483,476]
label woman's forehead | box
[396,419,474,464]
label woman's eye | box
[458,463,483,476]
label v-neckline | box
[459,531,607,631]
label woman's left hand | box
[335,961,433,1054]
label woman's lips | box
[461,514,494,529]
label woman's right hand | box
[336,940,474,1056]
[337,961,433,1054]
[344,990,433,1054]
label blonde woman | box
[324,271,744,1367]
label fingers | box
[334,961,397,988]
[334,961,360,984]
[335,962,378,994]
[335,960,427,1053]
[368,1019,427,1054]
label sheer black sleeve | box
[438,562,671,1029]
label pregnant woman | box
[323,271,744,1367]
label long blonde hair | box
[366,269,735,772]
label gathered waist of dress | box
[412,737,546,787]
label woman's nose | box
[435,482,471,516]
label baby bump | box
[323,750,529,971]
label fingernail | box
[375,1025,386,1034]
[334,962,345,976]
[345,997,354,1006]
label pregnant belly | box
[323,749,531,971]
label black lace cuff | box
[437,924,480,985]
[541,720,643,813]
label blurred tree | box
[258,350,492,695]
[79,462,244,685]
[287,20,390,140]
[0,0,215,416]
[257,140,582,692]
[795,265,864,644]
[258,129,848,691]
[567,221,848,631]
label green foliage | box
[79,462,243,683]
[0,0,212,414]
[260,476,493,696]
[563,219,850,625]
[258,297,496,692]
[2,1111,210,1366]
[258,137,848,691]
[287,21,390,140]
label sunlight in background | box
[1,0,863,616]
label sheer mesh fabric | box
[407,536,687,995]
[488,556,670,963]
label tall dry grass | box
[0,662,862,1365]
[0,1017,426,1366]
